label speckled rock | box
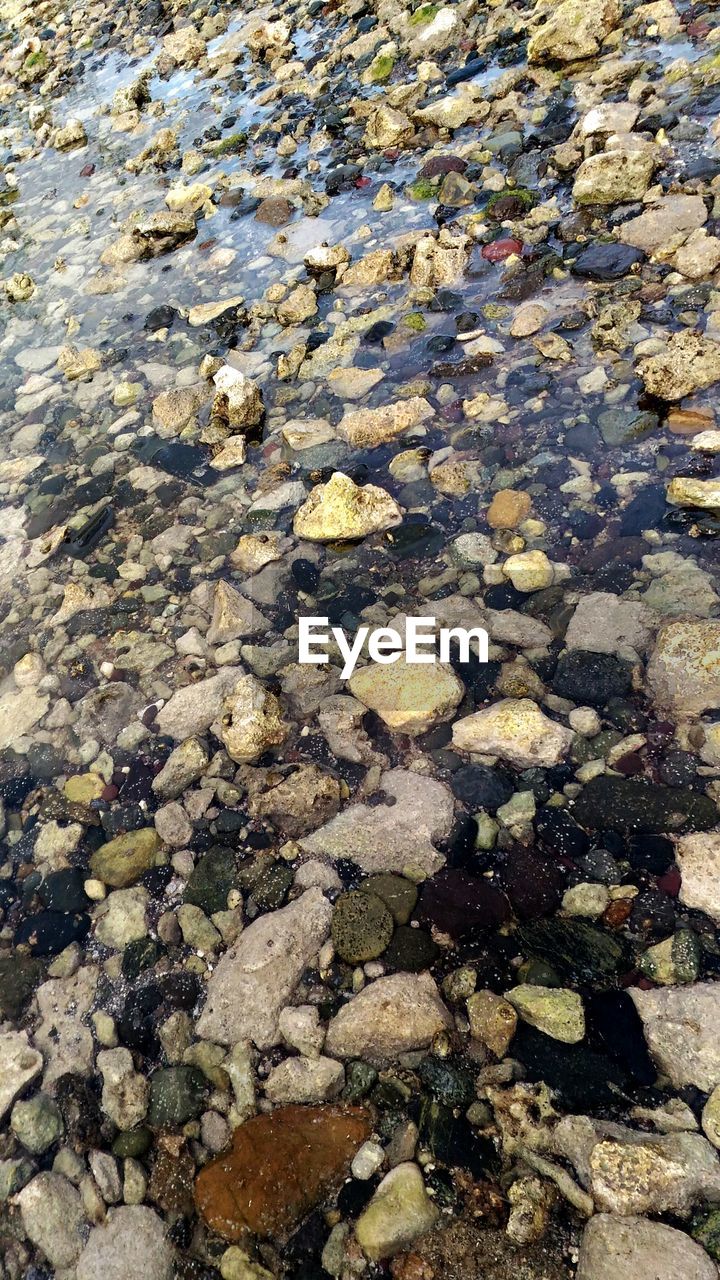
[325,972,452,1065]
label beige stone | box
[453,697,573,768]
[349,659,464,736]
[293,471,403,543]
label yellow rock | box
[293,472,403,543]
[349,659,464,736]
[64,774,105,804]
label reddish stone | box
[481,238,523,263]
[80,163,95,177]
[603,899,633,929]
[657,866,681,898]
[355,176,372,188]
[194,1104,372,1242]
[420,154,467,179]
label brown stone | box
[149,1140,195,1215]
[255,197,294,226]
[667,408,715,436]
[194,1104,371,1241]
[486,489,532,529]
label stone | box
[506,986,585,1043]
[54,118,87,149]
[646,621,720,718]
[676,834,720,921]
[277,283,318,327]
[77,1206,174,1280]
[487,489,532,528]
[667,477,720,510]
[206,581,270,645]
[509,303,548,339]
[355,1163,439,1260]
[467,991,518,1057]
[364,105,413,150]
[453,698,573,769]
[163,25,205,65]
[638,332,720,401]
[572,242,645,281]
[573,149,655,206]
[502,549,554,592]
[0,686,49,750]
[348,658,464,736]
[95,887,148,948]
[210,437,248,470]
[0,1030,43,1122]
[674,229,720,280]
[98,1047,150,1130]
[293,471,403,542]
[264,1056,344,1104]
[571,776,716,835]
[338,396,433,448]
[299,768,455,876]
[577,1214,717,1280]
[152,386,207,432]
[528,0,620,63]
[197,887,332,1047]
[152,737,209,800]
[17,1171,86,1269]
[620,195,708,254]
[343,249,396,286]
[248,765,341,839]
[219,673,289,763]
[155,668,246,739]
[194,1105,371,1241]
[90,829,162,888]
[565,592,656,658]
[631,983,720,1091]
[10,1092,63,1153]
[324,972,452,1065]
[410,230,470,287]
[212,366,264,429]
[278,1005,325,1058]
[703,1087,720,1149]
[35,966,98,1083]
[331,890,394,964]
[588,1132,720,1216]
[148,1065,205,1128]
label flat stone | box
[194,1104,371,1241]
[667,477,720,510]
[573,148,655,206]
[299,767,455,876]
[577,1214,717,1280]
[337,396,433,448]
[264,1056,344,1105]
[487,489,532,528]
[155,668,246,739]
[355,1163,439,1260]
[676,833,720,921]
[565,592,657,658]
[196,887,332,1047]
[77,1206,174,1280]
[18,1171,86,1269]
[90,829,162,888]
[619,195,707,254]
[452,698,573,769]
[152,737,209,801]
[528,0,620,62]
[0,1030,43,1122]
[35,966,98,1084]
[206,581,271,645]
[0,686,49,749]
[506,985,585,1043]
[631,983,720,1091]
[646,620,720,718]
[467,990,518,1057]
[324,972,453,1065]
[293,471,403,542]
[571,776,717,835]
[348,659,464,735]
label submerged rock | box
[453,698,573,768]
[355,1163,439,1259]
[325,972,452,1065]
[293,471,403,542]
[577,1215,717,1280]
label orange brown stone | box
[486,489,532,529]
[194,1103,372,1242]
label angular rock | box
[355,1163,439,1260]
[152,737,209,801]
[348,659,464,736]
[206,581,271,645]
[528,0,620,63]
[506,986,585,1044]
[77,1206,174,1280]
[155,668,245,740]
[577,1214,717,1280]
[452,698,573,769]
[293,471,403,543]
[324,972,452,1065]
[196,887,332,1046]
[676,833,720,922]
[631,983,720,1091]
[620,195,708,254]
[264,1056,344,1105]
[638,332,720,401]
[219,673,289,764]
[573,149,655,206]
[0,1030,43,1122]
[18,1171,86,1269]
[565,592,657,658]
[646,620,720,718]
[338,396,433,448]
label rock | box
[674,229,720,280]
[324,972,452,1065]
[278,1005,325,1058]
[646,621,720,718]
[364,105,414,149]
[355,1163,439,1260]
[410,230,470,287]
[467,991,518,1057]
[98,1047,149,1129]
[77,1206,174,1280]
[277,283,318,327]
[631,983,720,1091]
[35,966,97,1083]
[163,25,205,65]
[638,332,720,401]
[506,986,585,1043]
[572,242,645,281]
[197,887,331,1046]
[219,673,289,763]
[54,118,87,149]
[293,471,403,542]
[152,386,208,432]
[620,195,708,254]
[703,1087,720,1149]
[577,1215,717,1280]
[17,1171,86,1268]
[194,1105,371,1241]
[453,699,573,769]
[0,1030,43,1122]
[152,737,209,800]
[255,196,294,226]
[299,768,454,876]
[588,1131,720,1216]
[487,489,532,528]
[206,581,271,645]
[147,1065,205,1128]
[502,549,554,592]
[528,0,620,63]
[573,149,655,206]
[212,366,264,429]
[338,396,433,448]
[552,651,633,706]
[676,834,720,921]
[264,1056,344,1104]
[571,776,717,835]
[565,592,657,658]
[155,668,246,739]
[667,477,720,510]
[11,1092,63,1153]
[90,829,162,888]
[0,686,49,750]
[95,886,148,949]
[348,658,464,735]
[74,681,141,744]
[331,890,394,964]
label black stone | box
[535,807,590,861]
[585,990,655,1085]
[450,764,514,812]
[552,650,633,706]
[38,868,90,913]
[571,776,718,835]
[497,847,565,920]
[571,242,645,281]
[626,834,675,875]
[15,910,90,956]
[512,1024,631,1108]
[420,868,511,940]
[383,925,438,972]
[518,918,626,986]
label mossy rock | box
[407,177,438,201]
[359,873,418,924]
[331,890,394,964]
[409,2,441,25]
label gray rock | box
[97,1048,149,1129]
[576,1214,717,1280]
[264,1055,344,1104]
[355,1162,439,1260]
[77,1206,174,1280]
[565,592,657,659]
[196,887,332,1047]
[299,768,454,876]
[10,1092,63,1153]
[17,1171,86,1269]
[0,1030,43,1123]
[677,833,720,921]
[631,983,720,1091]
[34,966,98,1084]
[154,668,245,740]
[74,682,142,745]
[325,972,453,1066]
[151,736,209,800]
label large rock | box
[90,828,162,888]
[77,1206,174,1280]
[577,1214,717,1280]
[194,1105,371,1241]
[646,620,720,718]
[355,1163,439,1260]
[155,668,246,739]
[565,592,657,658]
[348,659,464,736]
[573,149,655,206]
[676,833,720,921]
[631,982,720,1091]
[293,471,403,542]
[196,888,332,1046]
[338,396,433,448]
[528,0,620,63]
[34,966,99,1083]
[0,1030,43,1122]
[620,195,708,254]
[299,767,455,876]
[219,673,289,763]
[17,1171,86,1269]
[452,698,573,769]
[638,331,720,401]
[0,686,48,750]
[206,581,270,644]
[325,972,452,1065]
[666,477,720,511]
[571,776,717,835]
[364,105,413,150]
